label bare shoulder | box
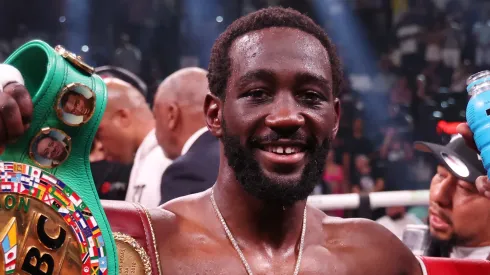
[319,215,423,275]
[155,190,212,227]
[152,190,216,241]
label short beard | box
[221,120,330,207]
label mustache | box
[429,203,452,225]
[248,132,317,149]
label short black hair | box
[208,7,343,99]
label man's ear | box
[332,98,341,138]
[115,108,132,128]
[204,93,223,138]
[167,103,180,131]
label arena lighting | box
[307,190,430,210]
[181,0,224,66]
[64,0,92,64]
[311,0,388,138]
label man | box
[61,90,93,117]
[342,117,374,183]
[89,138,131,201]
[153,67,219,203]
[97,77,171,207]
[415,135,490,259]
[377,206,423,240]
[154,8,423,274]
[1,8,425,274]
[36,135,69,164]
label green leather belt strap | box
[2,40,118,274]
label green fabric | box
[2,40,118,274]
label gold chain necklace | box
[210,188,307,275]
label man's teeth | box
[266,146,300,154]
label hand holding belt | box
[0,40,117,274]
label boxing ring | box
[307,190,430,210]
[306,190,490,274]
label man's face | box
[429,165,490,246]
[97,111,134,164]
[63,93,90,116]
[217,27,339,206]
[153,99,178,160]
[37,137,65,161]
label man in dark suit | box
[153,67,219,204]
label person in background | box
[153,67,219,204]
[98,77,171,207]
[89,138,131,200]
[342,117,374,184]
[322,149,345,217]
[351,154,384,194]
[380,127,413,163]
[415,134,490,259]
[377,206,424,240]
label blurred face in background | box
[429,165,490,246]
[97,110,135,164]
[153,97,180,160]
[354,155,370,174]
[97,79,139,164]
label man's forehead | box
[228,27,331,81]
[230,27,328,58]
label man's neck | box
[212,165,306,252]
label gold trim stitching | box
[141,205,163,275]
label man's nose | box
[431,177,455,208]
[264,96,305,136]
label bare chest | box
[158,244,391,275]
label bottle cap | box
[468,81,490,96]
[467,70,490,93]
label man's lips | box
[429,208,451,231]
[256,140,307,166]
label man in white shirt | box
[153,67,219,203]
[377,206,423,240]
[414,135,490,260]
[98,77,171,207]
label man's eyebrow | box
[237,69,276,88]
[294,72,331,91]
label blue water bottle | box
[466,70,490,173]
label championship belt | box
[0,40,117,274]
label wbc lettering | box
[21,214,66,275]
[0,162,107,274]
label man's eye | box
[298,91,324,103]
[244,89,269,100]
[437,173,447,179]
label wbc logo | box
[0,162,107,275]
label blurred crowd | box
[320,0,490,220]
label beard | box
[221,120,331,207]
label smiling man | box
[154,7,424,274]
[36,135,69,163]
[415,135,490,259]
[0,7,425,274]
